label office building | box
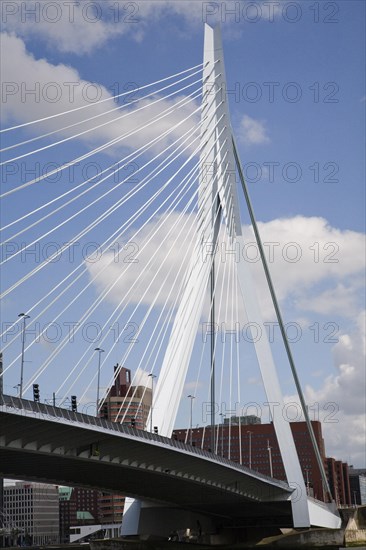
[99,493,126,525]
[173,418,351,506]
[3,482,59,546]
[325,457,351,506]
[59,486,101,543]
[97,365,152,523]
[349,467,366,505]
[101,365,152,428]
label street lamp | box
[148,373,156,432]
[267,439,273,477]
[187,395,195,445]
[18,313,30,398]
[247,430,253,469]
[94,348,104,415]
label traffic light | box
[153,426,158,434]
[131,418,135,428]
[71,395,77,412]
[32,384,40,402]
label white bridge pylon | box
[148,22,310,528]
[123,24,341,532]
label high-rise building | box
[173,418,351,506]
[101,365,152,429]
[349,468,366,505]
[97,365,152,524]
[59,487,102,543]
[99,493,126,525]
[3,482,59,546]
[325,457,352,506]
[59,488,76,544]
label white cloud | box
[1,0,213,54]
[2,0,135,54]
[85,213,365,337]
[1,1,288,55]
[238,114,270,145]
[285,311,366,466]
[1,32,200,155]
[246,216,365,319]
[87,211,198,309]
[305,311,366,417]
[296,284,360,317]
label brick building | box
[173,417,351,506]
[325,458,352,506]
[59,487,101,543]
[101,365,152,429]
[97,365,152,523]
[57,365,152,528]
[98,493,126,525]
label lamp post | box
[267,439,273,477]
[247,430,253,469]
[94,348,104,415]
[188,395,195,445]
[18,313,30,398]
[148,373,156,432]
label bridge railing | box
[0,393,290,490]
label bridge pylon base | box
[120,497,216,541]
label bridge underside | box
[0,447,292,528]
[0,404,295,528]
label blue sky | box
[0,1,365,467]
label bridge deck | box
[0,395,295,525]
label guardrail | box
[0,393,291,491]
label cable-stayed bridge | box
[0,396,294,528]
[0,24,341,537]
[0,394,339,537]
